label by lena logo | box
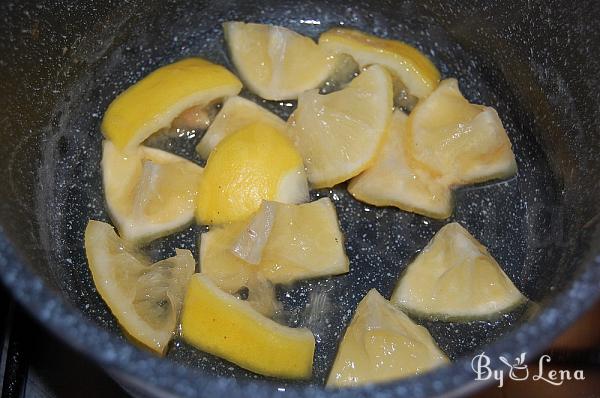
[471,352,585,388]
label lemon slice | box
[327,289,448,387]
[406,79,517,185]
[391,223,526,319]
[348,111,453,219]
[287,64,393,188]
[223,22,332,100]
[102,141,203,243]
[196,96,286,159]
[319,28,440,99]
[200,198,348,303]
[196,123,309,225]
[181,274,315,379]
[102,58,242,150]
[84,220,195,354]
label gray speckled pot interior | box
[0,0,599,397]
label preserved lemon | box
[102,58,241,150]
[196,96,286,159]
[327,289,448,387]
[224,22,332,100]
[102,141,203,243]
[319,28,440,99]
[287,65,393,188]
[391,223,526,318]
[200,198,348,295]
[348,111,453,219]
[406,79,517,185]
[181,274,315,379]
[195,123,308,225]
[84,220,194,354]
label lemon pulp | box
[348,111,453,219]
[102,141,203,243]
[406,79,517,185]
[391,222,526,318]
[200,198,349,292]
[84,220,195,354]
[224,22,332,100]
[286,64,393,188]
[327,289,448,387]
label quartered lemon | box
[224,22,332,100]
[195,123,309,225]
[391,223,526,319]
[327,289,448,387]
[84,220,195,355]
[200,198,348,292]
[102,57,242,150]
[286,64,393,188]
[196,96,286,159]
[319,28,440,99]
[102,141,203,243]
[348,111,453,219]
[181,274,315,379]
[406,79,517,185]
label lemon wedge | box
[84,220,195,354]
[348,111,453,219]
[319,28,440,99]
[181,274,315,379]
[406,79,517,185]
[327,289,448,387]
[102,58,242,150]
[196,96,286,159]
[200,198,348,294]
[195,123,309,225]
[224,22,332,100]
[287,64,393,188]
[102,141,203,243]
[391,223,526,319]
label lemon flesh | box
[200,197,348,292]
[196,96,286,159]
[327,289,448,387]
[102,141,203,243]
[181,274,315,379]
[319,28,440,99]
[391,222,526,319]
[287,64,393,188]
[102,58,242,150]
[406,79,517,185]
[84,220,195,354]
[224,22,332,101]
[232,200,277,265]
[348,111,453,219]
[195,123,309,225]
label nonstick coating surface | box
[0,1,599,397]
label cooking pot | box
[0,0,599,397]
